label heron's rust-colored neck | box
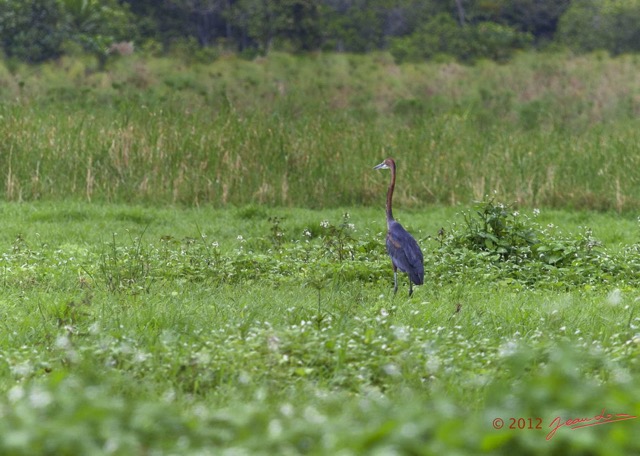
[386,159,396,223]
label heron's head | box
[373,158,395,170]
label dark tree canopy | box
[0,0,638,63]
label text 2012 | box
[509,417,542,429]
[492,417,542,430]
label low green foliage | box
[1,202,640,454]
[436,198,638,289]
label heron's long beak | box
[373,162,388,170]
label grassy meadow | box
[1,51,640,454]
[1,51,640,210]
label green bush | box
[471,21,533,62]
[389,14,532,64]
[557,0,640,55]
[435,198,634,289]
[0,0,66,62]
[0,0,135,63]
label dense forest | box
[1,0,639,64]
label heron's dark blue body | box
[374,158,424,296]
[387,220,424,286]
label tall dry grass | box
[1,51,639,210]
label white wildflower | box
[607,288,622,305]
[393,326,409,341]
[268,419,283,438]
[303,406,326,424]
[134,351,150,363]
[425,356,441,373]
[29,387,53,409]
[8,385,24,403]
[162,389,176,403]
[267,335,280,351]
[280,403,294,417]
[10,361,33,378]
[498,340,518,358]
[383,363,400,376]
[89,322,101,335]
[238,371,251,385]
[55,334,71,350]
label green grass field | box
[0,202,639,454]
[1,51,640,454]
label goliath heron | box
[374,158,424,296]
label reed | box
[1,51,639,210]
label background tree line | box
[1,0,639,64]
